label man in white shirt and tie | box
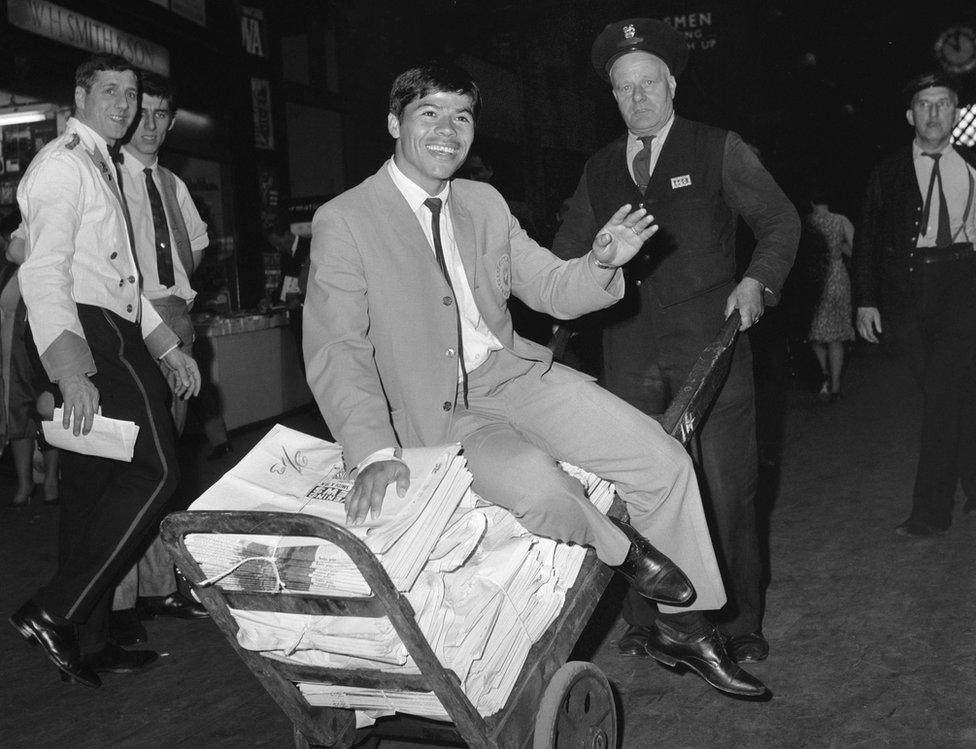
[109,72,211,646]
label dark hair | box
[140,71,178,114]
[389,62,481,122]
[74,53,139,92]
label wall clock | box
[935,26,976,74]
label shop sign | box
[7,0,170,75]
[664,11,719,52]
[240,6,267,58]
[251,77,274,150]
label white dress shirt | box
[119,151,209,301]
[625,114,676,187]
[912,142,976,247]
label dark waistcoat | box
[586,117,735,313]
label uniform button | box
[442,401,452,411]
[110,251,118,259]
[635,279,642,286]
[442,296,453,306]
[126,304,133,312]
[128,275,136,283]
[445,348,456,357]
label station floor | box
[1,340,974,748]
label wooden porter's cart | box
[161,312,742,749]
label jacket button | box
[126,304,133,312]
[442,401,452,411]
[128,275,136,283]
[442,296,453,306]
[110,251,118,259]
[445,348,456,357]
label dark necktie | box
[921,153,953,248]
[423,197,467,405]
[144,167,176,287]
[632,135,655,193]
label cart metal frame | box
[161,311,741,748]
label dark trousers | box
[33,305,179,651]
[895,253,976,528]
[615,338,764,637]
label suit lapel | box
[448,187,478,292]
[370,166,444,274]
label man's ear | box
[906,109,915,128]
[668,75,677,98]
[168,114,177,132]
[74,86,86,114]
[387,112,400,139]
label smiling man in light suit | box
[303,63,768,698]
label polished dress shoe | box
[617,625,651,657]
[645,624,769,698]
[894,518,947,538]
[61,642,159,681]
[10,600,101,688]
[726,631,769,663]
[110,608,148,646]
[608,517,695,606]
[136,592,209,620]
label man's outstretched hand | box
[591,204,659,268]
[345,459,411,525]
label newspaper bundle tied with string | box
[183,424,615,727]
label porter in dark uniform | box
[853,72,976,536]
[554,18,799,663]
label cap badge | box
[623,24,635,39]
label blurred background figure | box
[1,211,59,509]
[804,186,855,401]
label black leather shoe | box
[726,631,769,663]
[645,624,769,699]
[894,518,947,538]
[617,625,651,657]
[110,608,148,646]
[10,600,101,688]
[61,642,159,681]
[137,592,209,620]
[608,517,695,606]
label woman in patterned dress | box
[805,197,855,401]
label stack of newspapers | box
[183,424,614,726]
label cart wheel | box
[533,661,617,749]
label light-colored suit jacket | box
[304,162,623,468]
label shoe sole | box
[645,646,769,699]
[9,616,101,688]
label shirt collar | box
[913,140,954,160]
[120,146,158,176]
[387,157,451,213]
[627,113,675,151]
[67,116,114,164]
